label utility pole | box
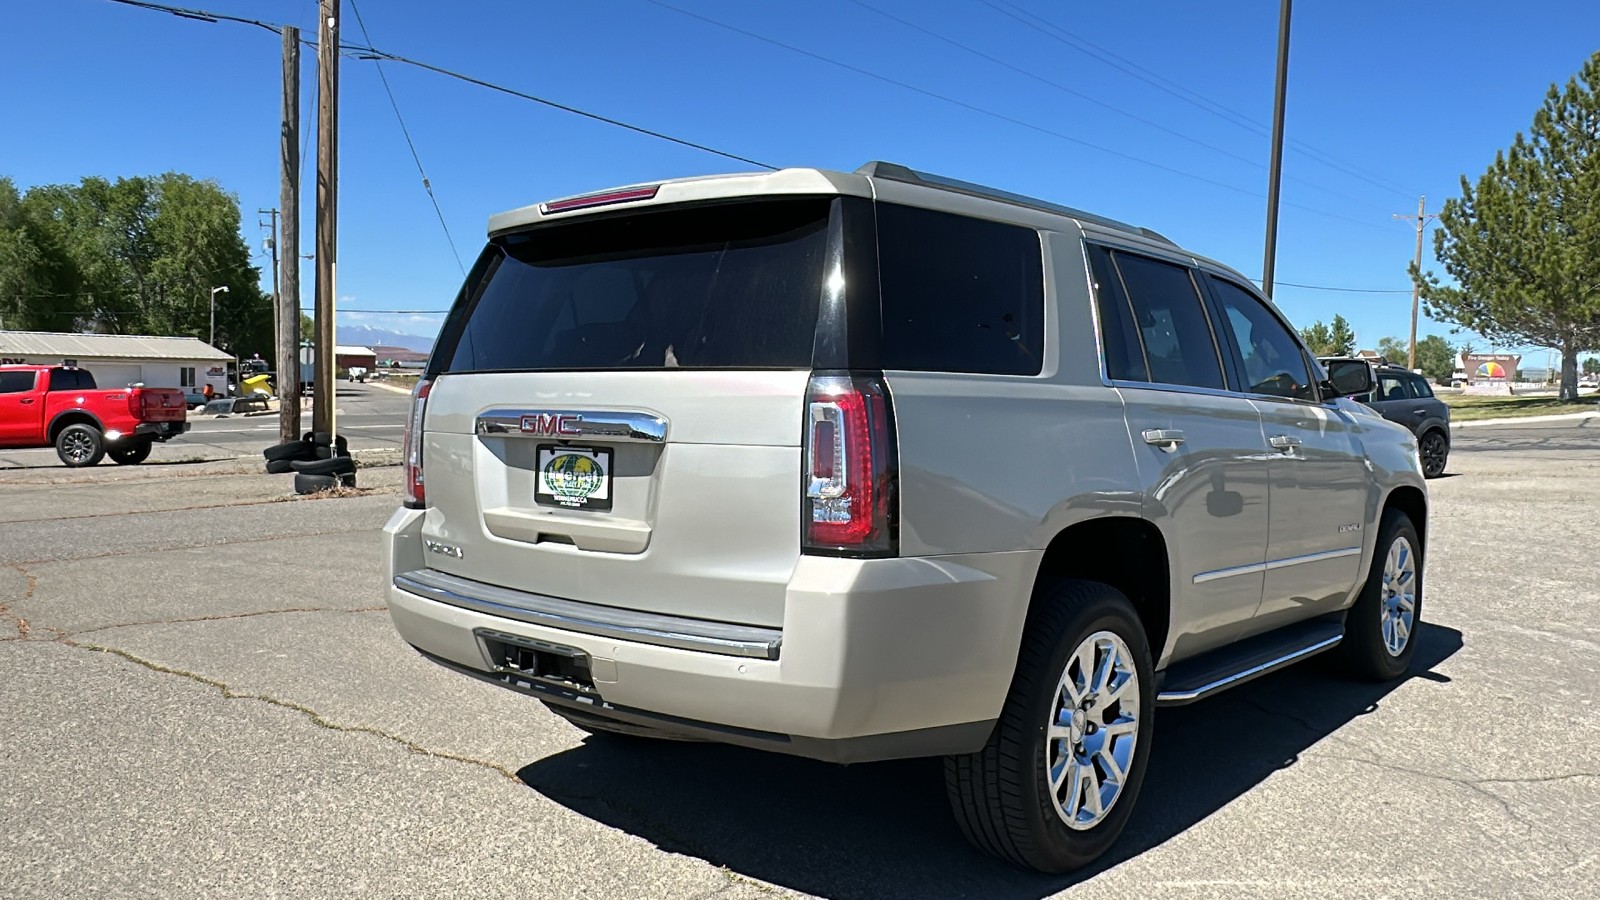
[277,24,302,444]
[1394,196,1438,371]
[1260,0,1292,299]
[258,206,280,361]
[314,0,339,440]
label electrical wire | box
[639,0,1390,233]
[346,0,466,275]
[846,0,1392,217]
[979,0,1421,201]
[99,0,776,171]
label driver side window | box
[1206,276,1316,401]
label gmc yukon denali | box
[382,163,1427,872]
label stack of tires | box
[262,431,357,494]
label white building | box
[0,331,233,394]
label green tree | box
[1298,314,1356,356]
[1376,336,1408,363]
[1413,52,1600,401]
[1583,357,1600,376]
[1414,335,1458,382]
[0,173,269,354]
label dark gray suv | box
[1323,359,1451,477]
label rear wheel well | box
[1032,517,1170,662]
[1383,486,1428,550]
[48,412,102,444]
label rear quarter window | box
[875,203,1044,376]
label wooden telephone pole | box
[1394,196,1439,371]
[313,0,339,439]
[276,25,302,444]
[1260,0,1292,299]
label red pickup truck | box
[0,365,189,467]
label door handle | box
[1268,434,1302,451]
[1142,428,1186,450]
[19,398,34,404]
[1412,409,1427,416]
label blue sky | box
[5,0,1598,361]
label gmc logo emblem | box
[520,413,581,436]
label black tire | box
[1419,430,1449,479]
[265,458,296,474]
[294,472,338,494]
[262,439,315,462]
[945,580,1156,874]
[55,423,106,468]
[108,439,153,465]
[1338,509,1423,681]
[290,455,356,476]
[308,431,349,454]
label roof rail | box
[855,161,1175,245]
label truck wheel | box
[108,439,153,465]
[1338,510,1423,682]
[945,580,1155,873]
[56,424,107,467]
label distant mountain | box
[335,324,435,353]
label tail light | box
[402,377,434,509]
[128,388,144,419]
[803,374,897,556]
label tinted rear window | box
[876,204,1044,375]
[440,199,831,373]
[47,369,95,391]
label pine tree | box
[1413,52,1600,401]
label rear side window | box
[1111,251,1226,390]
[440,199,831,372]
[0,371,36,393]
[47,369,93,391]
[876,204,1043,375]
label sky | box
[4,0,1598,363]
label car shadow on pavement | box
[516,625,1463,899]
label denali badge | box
[425,540,464,559]
[1338,523,1362,534]
[519,413,581,437]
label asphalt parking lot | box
[2,418,1597,898]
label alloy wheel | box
[1381,536,1417,656]
[63,432,94,463]
[1421,433,1447,477]
[1047,630,1140,830]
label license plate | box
[536,445,612,510]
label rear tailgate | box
[420,371,807,628]
[413,196,834,629]
[134,388,187,422]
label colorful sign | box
[1463,354,1520,384]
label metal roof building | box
[0,330,232,392]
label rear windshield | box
[440,199,831,373]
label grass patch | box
[1444,393,1600,421]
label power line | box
[346,0,466,276]
[846,0,1391,217]
[640,0,1390,233]
[979,0,1420,201]
[99,0,776,171]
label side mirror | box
[1324,359,1374,398]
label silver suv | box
[384,162,1428,873]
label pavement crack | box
[66,606,389,638]
[58,638,523,784]
[1323,753,1539,834]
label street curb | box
[1452,410,1600,428]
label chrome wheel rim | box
[62,432,93,463]
[1381,536,1417,656]
[1047,630,1140,830]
